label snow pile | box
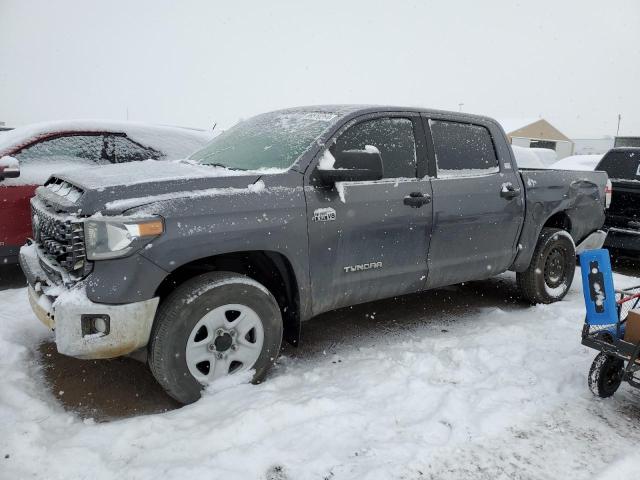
[2,271,640,479]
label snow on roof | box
[497,118,540,134]
[0,120,214,159]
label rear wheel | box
[588,353,624,398]
[149,272,283,404]
[517,228,576,304]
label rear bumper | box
[576,230,607,254]
[19,243,159,360]
[604,227,640,253]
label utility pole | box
[126,107,129,121]
[616,114,621,136]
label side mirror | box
[0,156,20,181]
[317,148,383,184]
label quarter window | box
[430,120,499,177]
[332,117,417,178]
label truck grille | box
[32,202,87,275]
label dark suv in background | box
[596,148,640,257]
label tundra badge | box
[343,262,383,273]
[313,207,336,222]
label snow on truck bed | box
[2,270,640,479]
[551,154,604,171]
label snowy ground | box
[2,268,640,479]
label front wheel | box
[517,228,576,304]
[149,272,283,404]
[588,353,624,398]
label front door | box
[305,114,433,315]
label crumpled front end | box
[20,238,159,360]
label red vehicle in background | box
[0,120,214,264]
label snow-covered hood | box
[37,160,266,215]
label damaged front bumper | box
[19,244,159,360]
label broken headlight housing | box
[84,216,164,260]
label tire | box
[517,228,576,304]
[148,271,283,404]
[588,353,624,398]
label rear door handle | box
[500,183,521,199]
[404,191,431,208]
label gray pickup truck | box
[20,105,608,404]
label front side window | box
[189,111,338,170]
[15,134,109,166]
[430,120,499,177]
[331,117,417,178]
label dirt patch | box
[37,342,181,422]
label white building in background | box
[498,118,574,159]
[572,137,614,155]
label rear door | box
[423,116,525,288]
[305,113,433,314]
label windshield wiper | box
[184,159,246,171]
[205,163,246,171]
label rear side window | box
[595,150,640,181]
[332,117,417,178]
[430,120,499,177]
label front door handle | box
[404,192,431,208]
[500,183,521,199]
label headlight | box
[84,217,164,260]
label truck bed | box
[511,168,607,270]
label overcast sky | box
[1,0,638,137]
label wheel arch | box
[154,250,302,346]
[542,211,573,236]
[511,208,574,272]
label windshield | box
[189,111,338,170]
[595,150,640,180]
